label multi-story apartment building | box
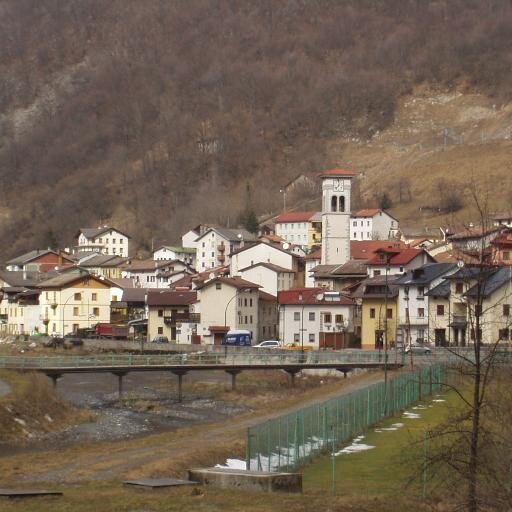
[194,228,256,271]
[395,263,457,347]
[278,288,354,349]
[350,209,399,241]
[37,271,111,335]
[196,277,261,344]
[76,226,131,256]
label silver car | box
[404,342,432,355]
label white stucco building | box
[278,288,355,349]
[394,263,457,347]
[76,226,130,256]
[153,246,196,267]
[350,209,399,241]
[194,227,257,271]
[274,211,316,248]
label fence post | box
[246,429,251,470]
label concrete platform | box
[188,467,302,493]
[123,478,197,489]
[0,489,63,499]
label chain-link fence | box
[246,365,445,472]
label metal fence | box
[0,349,399,369]
[246,364,445,472]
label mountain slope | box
[1,1,512,258]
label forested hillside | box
[1,0,512,258]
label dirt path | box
[0,379,10,398]
[5,371,385,484]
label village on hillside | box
[1,168,511,350]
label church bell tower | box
[319,169,355,266]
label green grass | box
[0,481,438,512]
[303,390,463,497]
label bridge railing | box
[0,350,395,369]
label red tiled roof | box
[259,291,277,302]
[350,240,406,260]
[274,211,316,223]
[491,231,512,247]
[278,287,354,306]
[305,248,322,260]
[317,169,356,178]
[366,247,427,266]
[352,209,381,217]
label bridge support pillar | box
[46,373,62,389]
[112,371,128,400]
[171,370,188,403]
[225,370,242,391]
[284,368,300,387]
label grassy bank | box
[0,481,439,512]
[303,389,462,498]
[0,370,92,445]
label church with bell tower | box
[319,169,355,266]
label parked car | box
[253,340,281,349]
[152,336,169,343]
[404,342,432,355]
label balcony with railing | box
[164,312,200,325]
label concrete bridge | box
[0,351,403,401]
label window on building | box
[250,315,253,323]
[387,308,393,319]
[324,313,332,323]
[249,298,253,307]
[339,196,345,212]
[418,308,425,317]
[309,312,315,321]
[504,251,510,260]
[455,282,464,294]
[244,315,248,324]
[503,304,510,316]
[309,333,315,343]
[294,333,300,342]
[370,308,376,319]
[353,221,357,227]
[331,195,337,212]
[158,327,163,334]
[374,270,381,276]
[417,329,425,342]
[74,293,81,301]
[216,282,221,290]
[91,293,97,301]
[244,298,248,307]
[120,247,123,254]
[294,312,300,321]
[93,307,99,316]
[211,252,215,257]
[499,328,509,340]
[73,307,79,316]
[335,314,343,324]
[353,232,356,238]
[437,304,445,316]
[417,286,425,299]
[158,309,163,317]
[45,292,49,300]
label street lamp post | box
[61,293,76,337]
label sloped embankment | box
[0,370,91,445]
